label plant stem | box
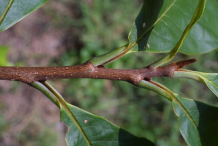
[89,44,128,66]
[41,81,65,102]
[0,59,196,85]
[137,80,173,101]
[29,82,60,108]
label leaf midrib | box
[173,96,207,145]
[0,0,14,26]
[199,76,218,97]
[42,82,91,146]
[186,71,218,97]
[60,101,91,146]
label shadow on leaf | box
[172,94,218,146]
[118,128,155,146]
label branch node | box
[97,65,105,68]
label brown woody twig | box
[0,59,197,85]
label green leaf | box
[197,72,218,97]
[0,0,48,32]
[174,70,218,98]
[151,0,206,68]
[34,82,155,146]
[138,80,218,145]
[128,0,218,55]
[172,94,218,146]
[60,102,155,146]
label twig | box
[0,59,196,85]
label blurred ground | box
[0,0,218,146]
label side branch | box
[0,59,196,84]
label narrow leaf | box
[172,94,218,146]
[0,0,48,32]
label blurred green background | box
[0,0,218,146]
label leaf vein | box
[0,0,14,26]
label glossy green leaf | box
[60,102,155,146]
[138,80,218,145]
[0,0,48,32]
[128,0,218,55]
[172,94,218,146]
[174,70,218,98]
[33,82,155,146]
[151,0,206,68]
[197,72,218,97]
